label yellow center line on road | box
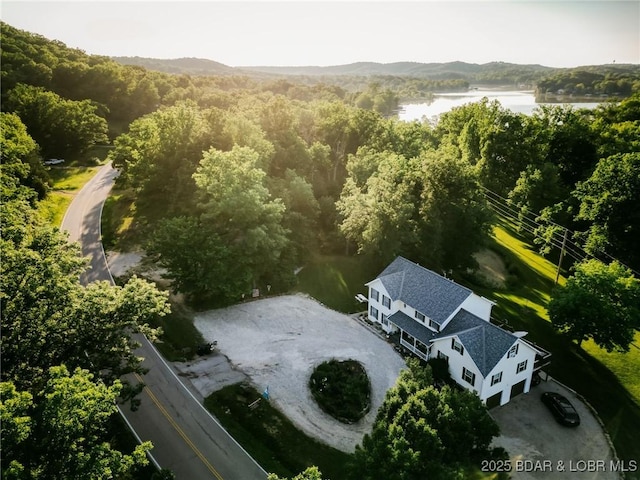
[134,373,224,480]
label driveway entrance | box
[491,378,619,479]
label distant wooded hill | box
[113,56,237,75]
[113,57,555,84]
[111,57,640,96]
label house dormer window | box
[429,319,440,332]
[382,295,391,308]
[451,338,464,355]
[371,289,379,302]
[414,311,425,322]
[507,343,519,358]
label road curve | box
[61,163,267,480]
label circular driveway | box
[194,294,406,453]
[491,379,620,479]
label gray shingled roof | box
[388,311,437,345]
[437,309,518,376]
[374,256,472,326]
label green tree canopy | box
[574,152,640,271]
[0,112,48,202]
[268,466,324,480]
[1,199,170,395]
[109,101,224,214]
[1,367,151,480]
[149,145,290,305]
[338,146,491,270]
[350,359,500,480]
[548,259,640,352]
[6,84,108,159]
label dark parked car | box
[541,392,580,427]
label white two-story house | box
[366,256,548,407]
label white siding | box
[367,279,396,333]
[431,337,484,396]
[459,294,493,321]
[479,339,537,406]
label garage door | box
[510,379,526,399]
[486,391,502,409]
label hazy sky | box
[2,1,639,68]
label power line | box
[478,184,640,277]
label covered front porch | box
[388,311,437,361]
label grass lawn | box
[101,188,141,250]
[204,383,352,480]
[295,255,381,313]
[37,165,101,226]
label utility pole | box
[555,228,568,284]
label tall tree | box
[1,200,170,395]
[6,84,108,159]
[337,150,420,263]
[0,112,48,202]
[548,259,640,352]
[109,101,221,215]
[150,146,290,305]
[350,359,500,480]
[338,146,491,270]
[573,152,640,271]
[1,367,151,480]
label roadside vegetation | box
[204,383,351,480]
[37,164,101,225]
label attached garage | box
[486,391,502,409]
[511,379,526,399]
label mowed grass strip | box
[37,165,101,226]
[204,383,351,479]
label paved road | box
[61,163,267,480]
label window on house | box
[491,371,503,386]
[370,289,379,302]
[507,343,519,358]
[369,306,379,320]
[516,360,528,374]
[462,367,476,386]
[414,311,425,322]
[437,351,449,362]
[429,319,439,332]
[382,295,391,308]
[382,314,389,327]
[451,338,464,355]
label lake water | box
[398,90,602,122]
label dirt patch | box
[474,248,508,288]
[106,251,144,277]
[193,294,406,453]
[174,354,248,399]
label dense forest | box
[2,21,639,479]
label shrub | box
[309,359,371,423]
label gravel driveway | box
[491,378,621,479]
[193,294,406,453]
